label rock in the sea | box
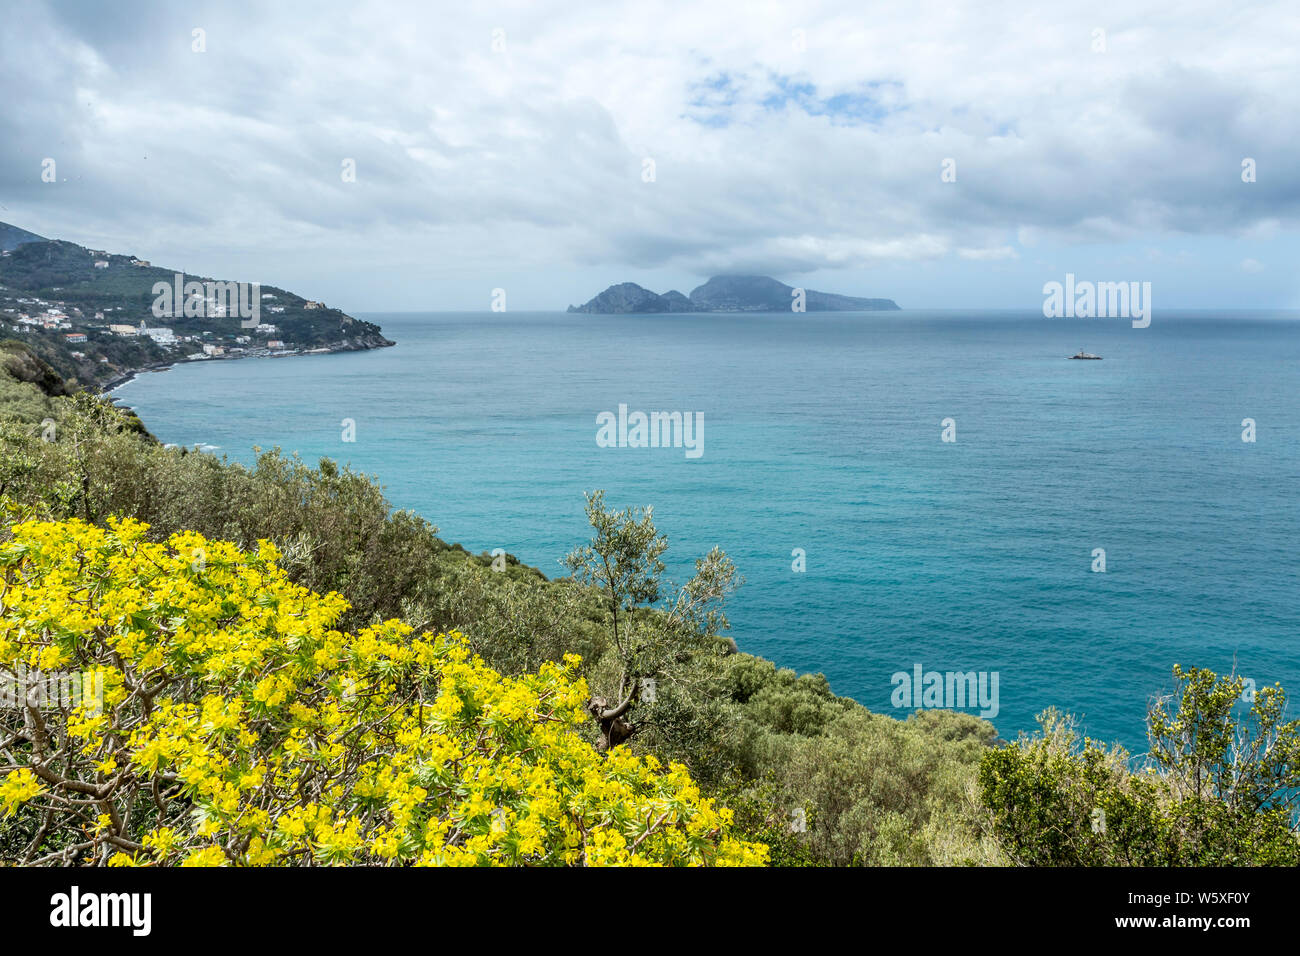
[567,282,679,313]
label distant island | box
[568,275,899,313]
[0,221,392,391]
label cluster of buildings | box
[16,308,73,331]
[0,287,122,337]
[0,289,292,363]
[106,321,177,344]
[0,253,326,383]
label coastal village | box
[0,230,392,390]
[1,250,296,359]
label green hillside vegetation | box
[0,367,1295,866]
[0,361,58,423]
[3,324,172,391]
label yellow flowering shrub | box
[0,516,767,866]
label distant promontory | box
[0,220,393,392]
[567,275,899,313]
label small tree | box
[1146,665,1300,863]
[564,491,740,751]
[979,666,1300,865]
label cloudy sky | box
[2,0,1297,311]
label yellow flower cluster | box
[0,768,45,818]
[0,517,767,867]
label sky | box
[1,0,1297,312]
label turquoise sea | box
[113,310,1300,750]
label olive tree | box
[564,490,740,752]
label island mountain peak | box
[568,274,899,313]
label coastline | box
[99,336,395,396]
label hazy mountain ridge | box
[0,222,46,253]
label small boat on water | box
[1069,350,1102,360]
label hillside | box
[0,378,1006,867]
[0,222,393,390]
[0,222,45,253]
[568,274,900,313]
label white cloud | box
[1,0,1298,307]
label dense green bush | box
[723,658,1002,865]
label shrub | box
[978,669,1300,866]
[0,515,766,867]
